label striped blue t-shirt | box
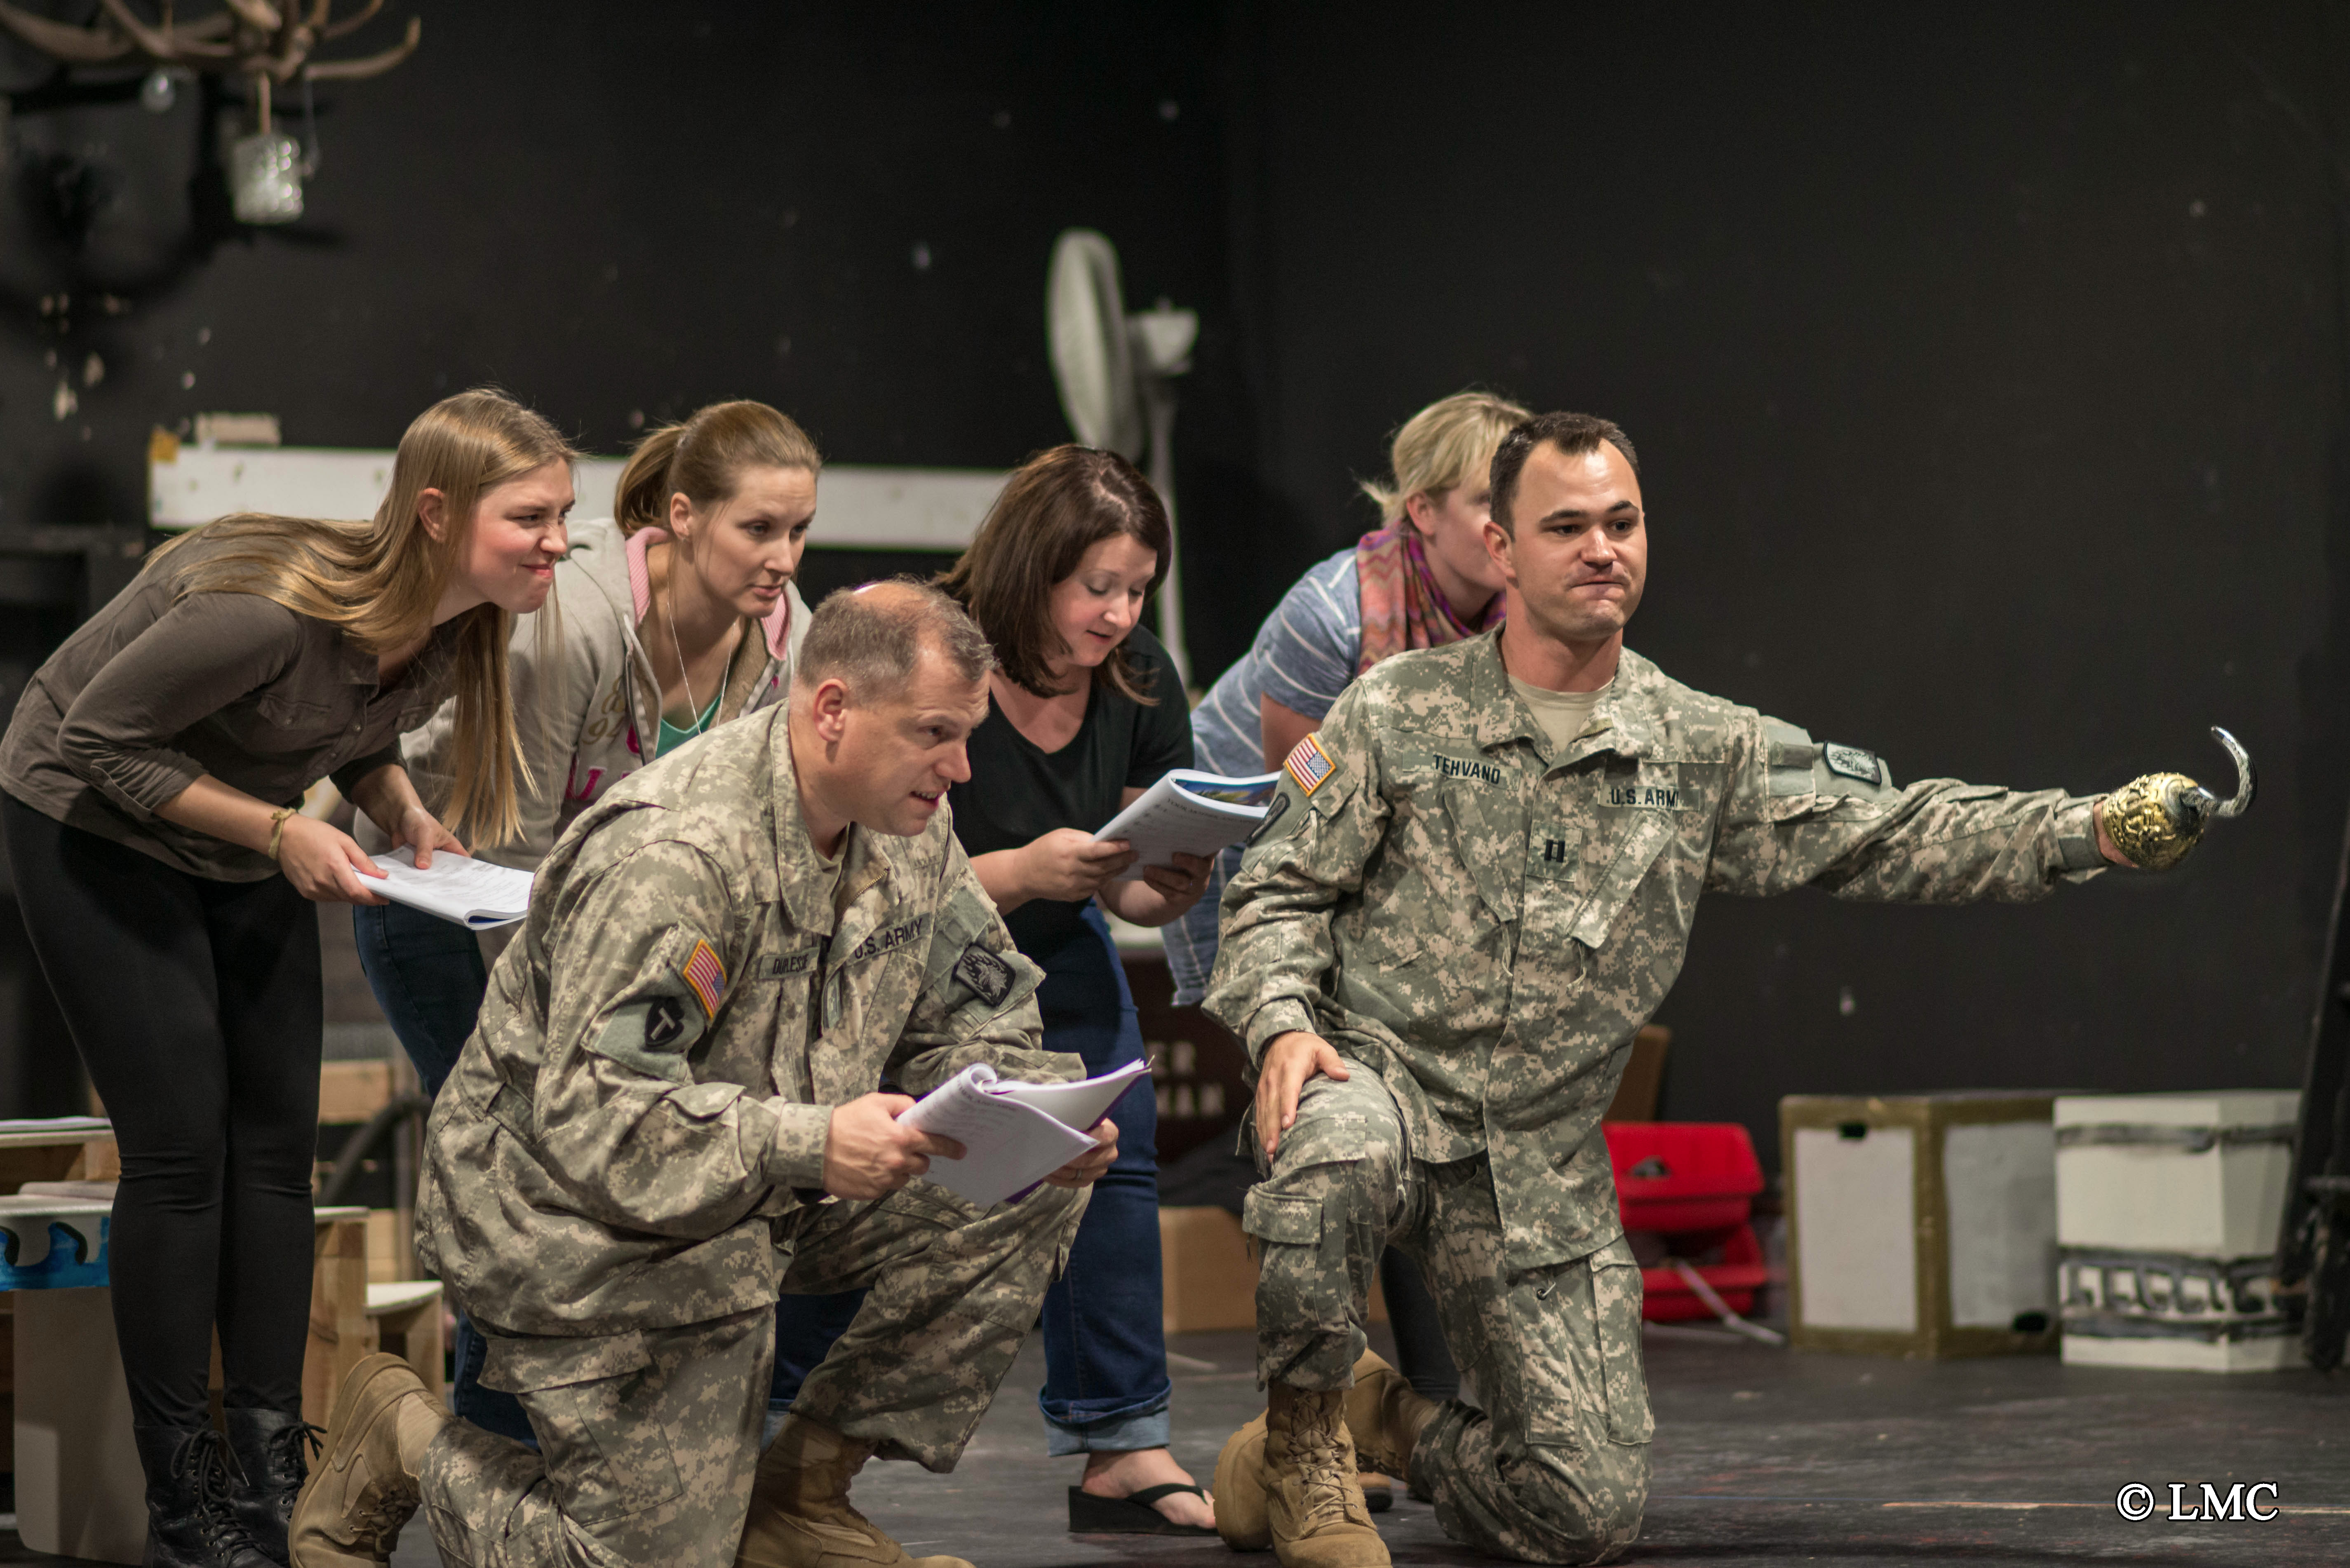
[1167,546,1361,1002]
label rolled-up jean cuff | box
[1041,1401,1173,1457]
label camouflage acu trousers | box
[419,1305,771,1568]
[779,1175,1088,1470]
[419,1178,1086,1566]
[1246,1070,1653,1565]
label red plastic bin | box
[1632,1223,1769,1322]
[1604,1122,1770,1323]
[1604,1122,1764,1232]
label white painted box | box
[2054,1090,2301,1373]
[1783,1093,2059,1357]
[2054,1091,2299,1256]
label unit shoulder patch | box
[1823,744,1884,785]
[950,944,1013,1007]
[644,995,691,1052]
[1247,791,1294,846]
[1283,734,1336,795]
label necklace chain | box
[665,575,711,740]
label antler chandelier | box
[0,1,421,222]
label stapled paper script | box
[899,1059,1149,1207]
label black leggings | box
[2,794,320,1429]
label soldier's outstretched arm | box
[1705,716,2201,904]
[529,837,832,1233]
[1202,686,1391,1071]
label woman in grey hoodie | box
[352,399,816,1441]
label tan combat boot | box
[736,1414,973,1568]
[1262,1381,1386,1568]
[1211,1410,1271,1551]
[287,1352,449,1568]
[1341,1352,1438,1482]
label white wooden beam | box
[149,447,1004,551]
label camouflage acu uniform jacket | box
[417,703,1073,1337]
[1204,633,2110,1275]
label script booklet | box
[371,847,535,930]
[1092,770,1281,880]
[899,1058,1149,1207]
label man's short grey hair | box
[795,577,996,700]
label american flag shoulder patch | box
[681,939,727,1019]
[1284,734,1336,796]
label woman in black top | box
[773,447,1216,1531]
[0,390,574,1568]
[950,446,1216,1529]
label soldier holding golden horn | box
[1204,411,2246,1568]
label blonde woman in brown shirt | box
[0,389,573,1568]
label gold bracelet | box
[266,806,299,861]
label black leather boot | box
[223,1408,322,1566]
[132,1425,277,1568]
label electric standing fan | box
[1046,229,1198,683]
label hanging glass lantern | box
[230,129,304,224]
[229,76,302,225]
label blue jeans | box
[773,903,1171,1453]
[351,902,536,1446]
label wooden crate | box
[1783,1092,2060,1358]
[1159,1206,1386,1335]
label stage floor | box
[813,1324,2350,1567]
[7,1321,2340,1566]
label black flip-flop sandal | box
[1067,1482,1219,1535]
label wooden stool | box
[366,1280,446,1400]
[306,1205,371,1425]
[7,1199,383,1566]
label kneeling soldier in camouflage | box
[290,583,1110,1568]
[1205,413,2235,1567]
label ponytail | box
[613,425,686,534]
[613,401,820,534]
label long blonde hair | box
[145,388,577,846]
[1358,390,1533,526]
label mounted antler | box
[0,0,418,84]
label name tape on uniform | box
[1434,754,1505,786]
[1600,780,1685,810]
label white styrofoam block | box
[1945,1120,2056,1328]
[2054,1091,2299,1256]
[150,448,1006,551]
[1793,1124,1918,1331]
[15,1286,145,1564]
[2061,1332,2299,1374]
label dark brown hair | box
[1489,412,1640,533]
[796,579,995,700]
[936,445,1170,701]
[614,399,820,535]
